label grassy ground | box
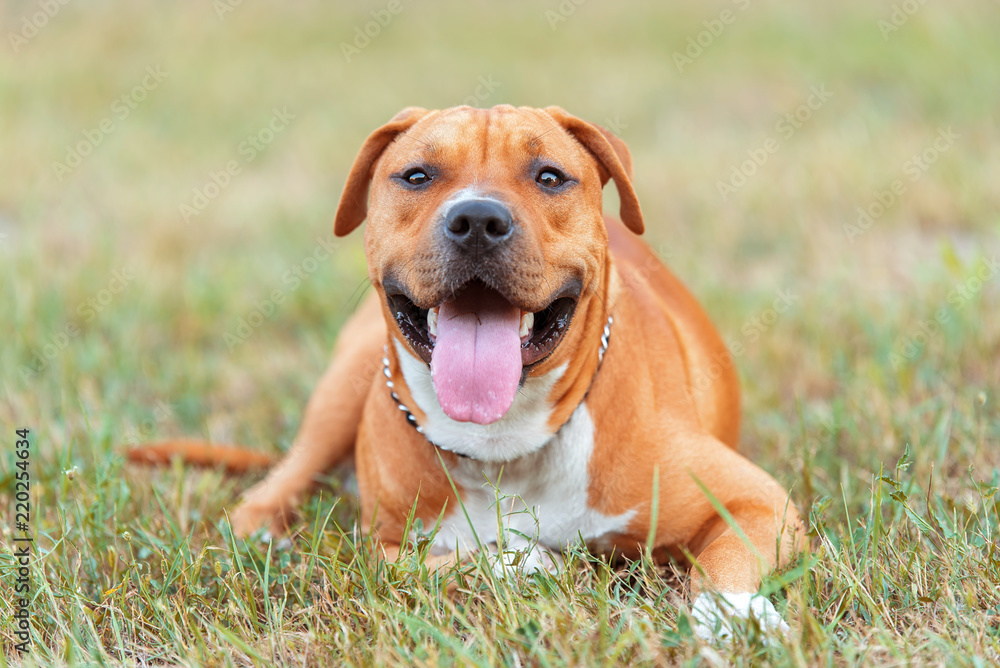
[1,0,999,664]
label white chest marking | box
[428,402,636,564]
[394,339,565,461]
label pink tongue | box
[430,286,523,425]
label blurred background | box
[1,0,998,556]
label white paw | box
[256,531,292,550]
[691,592,790,641]
[489,541,563,578]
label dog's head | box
[334,105,643,427]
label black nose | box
[443,199,514,253]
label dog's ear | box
[334,107,431,237]
[543,106,644,235]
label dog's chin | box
[386,278,579,425]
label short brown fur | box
[128,105,802,599]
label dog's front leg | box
[687,507,799,641]
[655,435,804,640]
[230,295,385,538]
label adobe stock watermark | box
[890,256,998,370]
[546,0,588,30]
[843,126,958,243]
[213,0,245,20]
[224,235,340,350]
[622,243,674,286]
[878,0,930,40]
[7,0,73,53]
[688,287,799,398]
[18,267,135,381]
[672,0,752,73]
[716,85,832,201]
[340,0,411,63]
[179,107,295,224]
[460,75,502,107]
[349,356,386,398]
[603,115,628,135]
[121,401,174,445]
[51,66,168,182]
[600,243,674,314]
[803,415,838,459]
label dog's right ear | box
[543,106,644,235]
[334,107,431,237]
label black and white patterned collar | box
[382,314,614,458]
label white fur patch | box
[427,402,637,573]
[436,187,501,221]
[395,340,566,461]
[691,592,790,641]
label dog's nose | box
[443,199,514,253]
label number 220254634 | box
[13,428,33,653]
[14,428,31,528]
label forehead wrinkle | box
[473,124,528,184]
[525,126,560,153]
[478,111,491,166]
[486,120,541,158]
[398,132,440,156]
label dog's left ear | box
[544,106,644,235]
[334,107,432,237]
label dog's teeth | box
[519,311,534,340]
[427,308,439,341]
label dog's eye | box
[537,169,564,189]
[404,169,430,185]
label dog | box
[129,105,803,639]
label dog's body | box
[131,105,802,636]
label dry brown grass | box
[1,0,999,664]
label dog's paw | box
[488,542,564,578]
[690,592,789,642]
[229,499,293,539]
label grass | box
[1,0,999,664]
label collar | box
[382,314,614,460]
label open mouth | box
[387,280,579,368]
[386,279,579,425]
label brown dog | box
[130,105,802,638]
